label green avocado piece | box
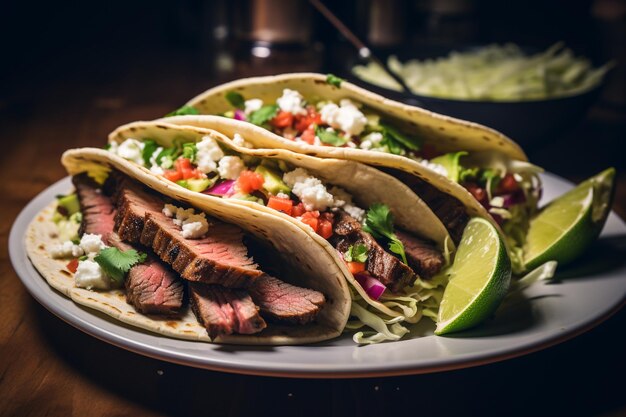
[176,178,214,192]
[255,165,291,195]
[56,194,80,217]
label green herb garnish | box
[316,125,348,146]
[142,139,159,166]
[182,142,197,162]
[94,247,147,285]
[249,105,279,126]
[165,105,199,117]
[381,123,421,151]
[344,244,368,263]
[326,74,343,87]
[225,91,245,109]
[363,203,407,264]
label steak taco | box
[27,162,353,344]
[163,73,543,271]
[98,121,453,343]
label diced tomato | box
[175,158,203,179]
[497,173,520,194]
[300,211,320,232]
[420,144,440,160]
[237,170,265,194]
[66,258,79,274]
[300,125,316,145]
[291,202,306,217]
[295,107,323,132]
[318,217,333,239]
[163,169,183,182]
[271,111,294,128]
[267,196,293,216]
[346,261,366,274]
[464,182,488,205]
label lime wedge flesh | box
[523,168,615,271]
[436,217,512,335]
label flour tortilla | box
[26,166,352,345]
[157,72,529,241]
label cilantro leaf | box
[344,244,368,263]
[142,139,159,166]
[225,91,245,109]
[381,123,421,151]
[165,105,199,117]
[363,203,408,264]
[326,74,343,87]
[94,247,147,285]
[249,105,279,126]
[182,142,198,162]
[316,125,348,146]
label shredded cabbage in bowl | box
[352,43,612,101]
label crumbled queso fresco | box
[111,138,145,165]
[319,99,368,137]
[162,204,210,239]
[195,135,225,174]
[277,89,307,115]
[232,133,252,148]
[50,233,112,290]
[244,98,263,115]
[217,156,245,180]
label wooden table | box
[1,47,625,417]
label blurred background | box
[0,0,624,212]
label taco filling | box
[202,87,541,262]
[49,171,327,339]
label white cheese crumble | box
[217,156,245,180]
[283,168,334,211]
[276,89,307,115]
[232,133,252,148]
[276,192,290,199]
[74,259,110,290]
[417,159,449,177]
[195,136,225,174]
[148,146,165,174]
[319,99,367,137]
[162,204,209,239]
[79,233,107,254]
[244,98,263,115]
[329,186,366,222]
[359,132,384,150]
[50,240,84,259]
[113,138,145,165]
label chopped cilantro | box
[344,244,368,263]
[326,74,343,87]
[104,143,112,150]
[316,125,348,146]
[363,203,407,264]
[225,91,245,109]
[381,123,421,151]
[165,105,199,117]
[182,142,198,162]
[249,104,279,126]
[94,247,147,284]
[142,139,159,166]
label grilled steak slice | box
[113,179,163,243]
[249,275,325,324]
[189,283,266,338]
[73,174,116,244]
[74,175,184,315]
[331,211,416,293]
[394,229,444,279]
[380,168,469,243]
[141,211,262,288]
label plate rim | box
[9,174,626,378]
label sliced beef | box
[331,211,416,293]
[110,175,263,288]
[73,174,116,244]
[188,283,267,338]
[394,229,444,279]
[380,168,469,243]
[73,174,183,315]
[249,275,325,324]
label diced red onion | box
[203,179,235,196]
[234,109,246,121]
[354,272,386,301]
[501,190,526,208]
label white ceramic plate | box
[10,174,626,378]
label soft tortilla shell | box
[28,173,351,346]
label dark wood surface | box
[1,47,625,417]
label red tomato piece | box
[317,217,333,239]
[497,173,520,194]
[300,211,320,232]
[295,107,323,132]
[163,169,183,182]
[346,261,366,274]
[66,258,79,274]
[237,170,265,194]
[267,196,293,216]
[291,202,306,217]
[300,125,316,145]
[271,111,294,128]
[465,182,487,205]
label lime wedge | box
[523,168,615,272]
[435,217,512,335]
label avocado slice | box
[176,178,215,193]
[255,165,291,195]
[56,193,80,217]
